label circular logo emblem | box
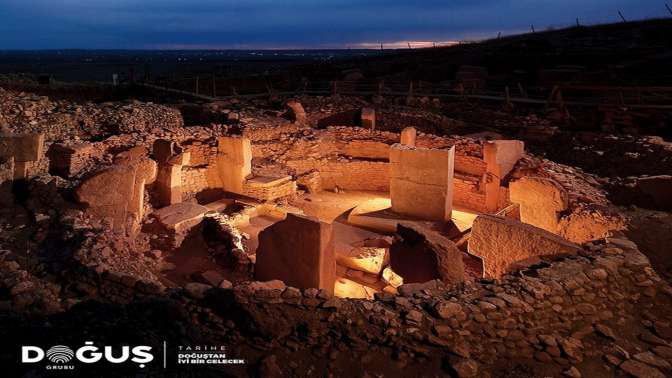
[46,345,74,364]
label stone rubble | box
[0,87,671,377]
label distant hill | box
[321,18,672,87]
[2,18,671,91]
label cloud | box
[0,0,666,49]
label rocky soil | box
[1,84,672,377]
[0,87,184,142]
[2,229,671,378]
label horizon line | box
[1,17,667,52]
[0,43,461,52]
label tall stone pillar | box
[153,139,189,207]
[361,108,376,130]
[216,136,251,194]
[75,156,157,235]
[255,214,336,294]
[285,100,306,125]
[400,127,417,147]
[0,132,45,180]
[0,156,14,207]
[390,144,455,222]
[483,140,524,213]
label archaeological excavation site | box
[2,17,672,378]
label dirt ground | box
[622,207,672,282]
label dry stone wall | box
[47,143,94,178]
[179,140,221,199]
[287,159,390,192]
[189,237,668,378]
[454,175,487,212]
[243,178,297,201]
[237,123,497,214]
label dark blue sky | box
[0,0,666,49]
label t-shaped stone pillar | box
[0,132,45,180]
[153,139,189,206]
[255,214,336,294]
[76,153,157,235]
[483,140,524,213]
[361,108,375,130]
[389,144,455,222]
[0,156,14,207]
[216,136,252,195]
[285,100,306,125]
[400,127,417,147]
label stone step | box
[152,202,210,233]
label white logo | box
[21,342,154,370]
[46,345,74,363]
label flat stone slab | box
[336,243,389,275]
[347,198,401,233]
[245,175,292,188]
[348,198,475,234]
[153,202,209,233]
[334,277,377,299]
[204,198,235,212]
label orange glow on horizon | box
[148,40,462,50]
[352,40,460,49]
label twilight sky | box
[0,0,666,49]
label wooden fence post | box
[212,75,217,97]
[517,83,528,98]
[618,10,627,23]
[301,78,308,94]
[546,85,559,111]
[556,89,566,111]
[504,86,513,110]
[457,83,466,101]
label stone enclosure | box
[0,90,667,378]
[1,98,626,302]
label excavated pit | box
[1,86,671,377]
